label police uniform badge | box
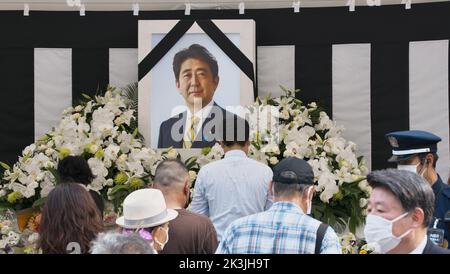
[388,136,399,148]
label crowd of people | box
[33,128,450,254]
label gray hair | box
[90,231,156,254]
[154,159,188,188]
[367,169,435,227]
[273,182,310,198]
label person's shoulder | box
[160,112,185,127]
[179,209,214,224]
[423,239,450,254]
[245,157,273,173]
[198,157,224,172]
[439,180,450,199]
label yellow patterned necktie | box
[183,115,200,149]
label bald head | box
[153,160,189,191]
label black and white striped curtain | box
[1,3,449,179]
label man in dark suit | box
[364,169,450,254]
[158,44,242,149]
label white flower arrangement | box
[0,85,370,234]
[244,87,370,232]
[0,219,20,254]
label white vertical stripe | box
[332,44,372,170]
[409,40,449,180]
[34,48,72,141]
[257,46,295,98]
[109,48,138,89]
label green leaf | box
[0,161,11,171]
[132,128,138,138]
[81,93,92,100]
[185,157,198,170]
[109,184,130,195]
[32,197,47,209]
[47,167,61,184]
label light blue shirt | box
[189,150,273,242]
[216,202,342,254]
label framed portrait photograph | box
[138,19,256,155]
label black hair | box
[57,155,95,185]
[173,44,218,81]
[367,169,435,227]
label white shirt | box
[183,100,214,141]
[409,235,428,254]
[189,150,273,242]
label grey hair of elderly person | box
[90,231,156,254]
[366,168,435,227]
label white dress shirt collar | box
[409,235,428,254]
[184,100,214,136]
[224,149,247,158]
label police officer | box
[385,130,450,249]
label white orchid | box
[88,158,108,178]
[104,144,121,161]
[318,171,339,203]
[91,107,115,137]
[260,143,280,155]
[315,111,334,131]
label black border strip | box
[138,19,195,80]
[295,44,333,118]
[72,48,109,105]
[0,2,449,48]
[370,42,410,170]
[0,48,34,165]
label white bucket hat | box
[116,188,178,229]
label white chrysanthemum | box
[269,157,279,165]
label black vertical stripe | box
[371,42,410,170]
[72,48,109,105]
[0,49,34,166]
[295,45,333,117]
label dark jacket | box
[422,239,450,254]
[157,102,244,149]
[431,175,450,248]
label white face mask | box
[397,163,419,174]
[364,212,412,254]
[306,186,313,215]
[153,226,169,251]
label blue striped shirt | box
[216,202,342,254]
